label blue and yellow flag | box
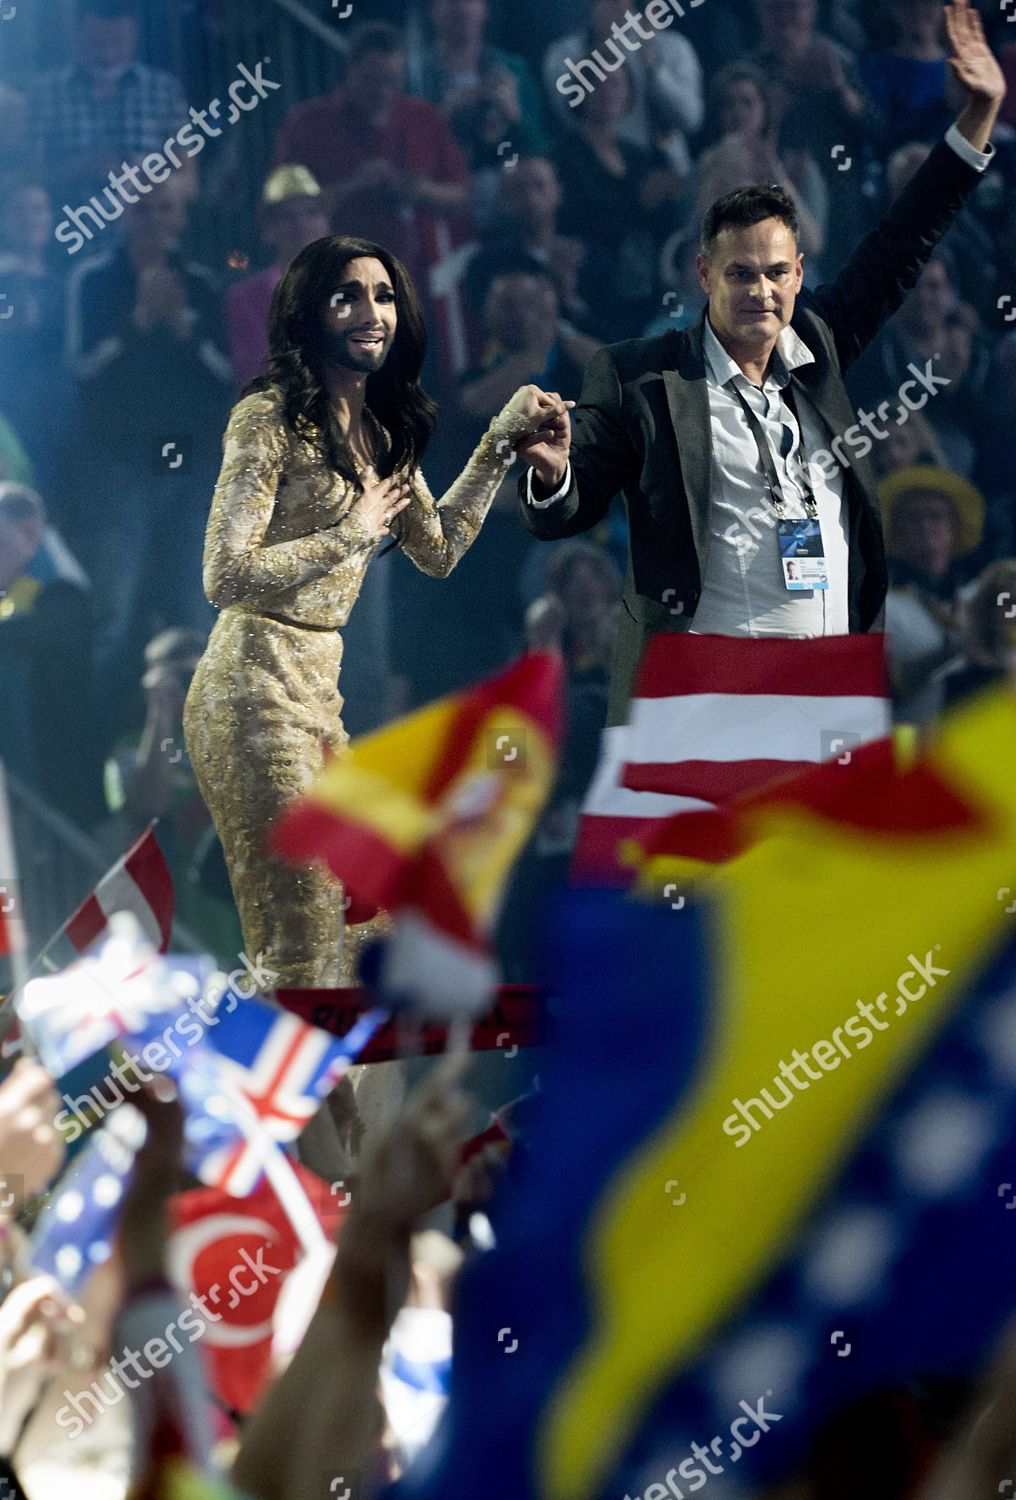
[390,688,1016,1499]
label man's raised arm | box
[809,0,1004,375]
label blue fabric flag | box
[390,887,1016,1499]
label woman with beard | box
[184,235,570,987]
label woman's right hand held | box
[499,385,574,491]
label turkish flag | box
[167,1160,340,1414]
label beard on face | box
[316,324,390,373]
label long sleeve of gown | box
[395,401,537,579]
[202,390,375,609]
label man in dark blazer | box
[517,0,1005,727]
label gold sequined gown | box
[183,383,528,988]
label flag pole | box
[0,761,29,997]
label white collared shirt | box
[688,316,850,637]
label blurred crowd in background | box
[0,0,1015,964]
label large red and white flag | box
[573,634,891,885]
[62,823,174,957]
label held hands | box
[348,468,413,542]
[497,384,574,491]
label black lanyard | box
[729,378,818,520]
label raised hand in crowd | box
[234,1055,474,1500]
[0,1059,66,1213]
[0,1274,85,1463]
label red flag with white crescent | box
[167,1161,339,1414]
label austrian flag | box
[65,823,174,955]
[573,634,891,885]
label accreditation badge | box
[778,515,829,591]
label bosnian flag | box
[574,634,890,885]
[63,823,174,956]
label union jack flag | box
[192,998,387,1197]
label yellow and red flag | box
[272,652,563,1012]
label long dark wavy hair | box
[241,236,439,489]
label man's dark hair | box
[484,254,565,305]
[700,184,799,259]
[346,20,404,65]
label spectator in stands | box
[0,483,104,829]
[860,0,951,152]
[883,138,998,306]
[551,64,684,340]
[543,0,703,178]
[942,556,1016,708]
[458,266,597,429]
[101,627,242,965]
[394,265,598,708]
[868,405,948,478]
[847,253,1007,495]
[24,0,193,245]
[0,183,74,492]
[642,224,705,337]
[499,539,619,976]
[224,165,330,391]
[879,465,985,723]
[695,63,827,267]
[751,0,881,263]
[55,177,233,740]
[64,170,231,382]
[270,20,472,342]
[882,466,985,596]
[846,249,956,410]
[462,154,613,340]
[932,302,1010,493]
[407,0,547,226]
[0,1058,83,1499]
[539,538,620,681]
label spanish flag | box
[272,652,563,1013]
[390,685,1016,1500]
